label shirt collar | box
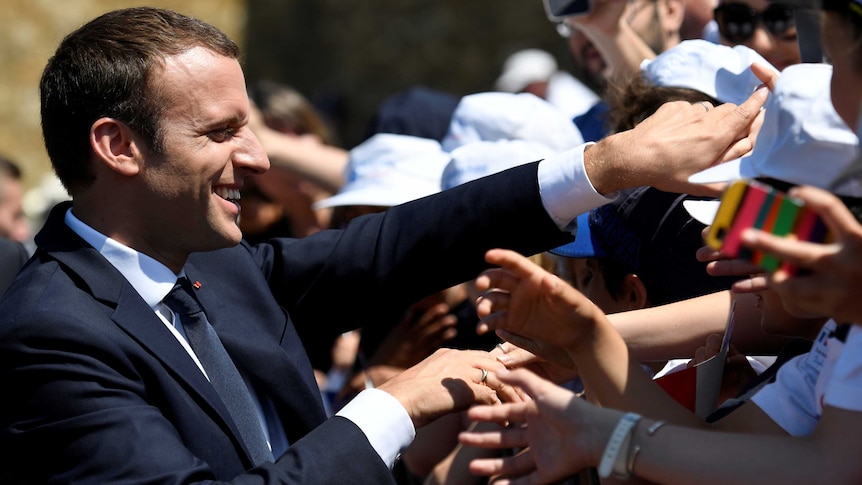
[64,208,180,309]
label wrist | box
[598,412,642,479]
[586,135,638,195]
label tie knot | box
[164,277,203,316]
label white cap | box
[441,92,584,153]
[494,49,558,93]
[640,39,777,105]
[312,133,450,209]
[685,63,861,224]
[441,139,557,190]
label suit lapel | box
[35,203,252,460]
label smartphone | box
[706,179,832,271]
[543,0,592,21]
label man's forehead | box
[154,47,248,112]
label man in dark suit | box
[0,7,766,484]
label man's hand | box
[585,86,769,196]
[377,348,517,429]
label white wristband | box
[598,412,641,479]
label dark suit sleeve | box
[253,161,572,334]
[0,306,394,485]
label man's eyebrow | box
[202,113,246,129]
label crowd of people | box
[0,0,860,483]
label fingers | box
[466,400,531,428]
[728,85,769,131]
[710,86,768,163]
[789,186,861,238]
[495,345,540,368]
[696,244,723,263]
[469,447,536,481]
[476,268,520,294]
[704,333,723,359]
[751,62,779,92]
[476,290,510,318]
[740,229,829,271]
[706,257,764,278]
[729,273,770,293]
[483,248,546,281]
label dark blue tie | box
[164,277,275,465]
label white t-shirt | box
[823,324,862,411]
[751,319,848,436]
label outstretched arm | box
[476,248,707,426]
[461,368,862,485]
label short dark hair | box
[40,7,240,194]
[605,74,721,134]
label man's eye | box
[209,128,236,142]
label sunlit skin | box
[83,47,269,272]
[0,176,29,242]
[715,0,801,70]
[754,284,824,339]
[821,12,862,127]
[566,0,670,84]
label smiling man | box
[0,6,769,484]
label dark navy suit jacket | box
[0,162,571,484]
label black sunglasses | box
[713,2,797,44]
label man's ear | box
[90,117,143,177]
[661,0,687,37]
[621,273,650,311]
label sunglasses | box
[713,2,796,44]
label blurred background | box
[1,0,568,201]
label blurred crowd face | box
[563,0,670,91]
[821,11,862,128]
[714,0,801,70]
[555,255,636,314]
[0,174,29,242]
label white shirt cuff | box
[537,142,617,231]
[336,388,415,468]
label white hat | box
[685,63,861,224]
[441,139,557,190]
[312,133,450,209]
[441,92,584,152]
[494,49,558,94]
[640,39,777,105]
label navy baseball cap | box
[551,187,740,305]
[549,212,605,259]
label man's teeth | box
[215,188,241,201]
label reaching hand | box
[586,86,769,197]
[740,185,862,322]
[459,368,620,483]
[696,227,770,294]
[475,249,610,368]
[377,348,518,429]
[494,342,581,386]
[370,302,458,369]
